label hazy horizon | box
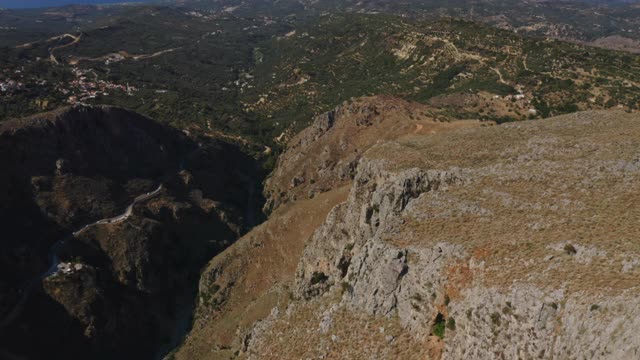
[0,0,152,9]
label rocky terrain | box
[176,97,640,359]
[263,96,482,213]
[0,105,264,359]
[1,2,640,359]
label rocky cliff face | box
[0,105,264,359]
[183,97,640,359]
[263,96,479,213]
[247,109,640,359]
[174,97,483,359]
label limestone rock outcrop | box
[260,109,640,359]
[262,96,478,213]
[185,100,640,359]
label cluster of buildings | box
[61,67,138,104]
[185,10,217,20]
[103,53,126,65]
[0,79,24,93]
[2,63,138,105]
[504,93,527,101]
[1,68,26,93]
[55,262,84,276]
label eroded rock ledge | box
[178,98,640,359]
[252,108,640,359]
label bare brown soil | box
[174,186,349,360]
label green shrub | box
[432,313,446,338]
[340,281,353,294]
[310,271,328,285]
[446,317,456,331]
[564,244,577,255]
[491,312,501,326]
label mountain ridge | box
[175,98,640,359]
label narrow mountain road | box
[68,48,181,65]
[492,67,508,84]
[523,55,531,71]
[0,184,163,332]
[73,184,163,236]
[15,33,78,49]
[48,34,82,65]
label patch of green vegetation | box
[446,317,456,331]
[200,283,222,309]
[414,64,467,101]
[564,244,578,255]
[490,312,501,327]
[310,271,329,285]
[340,281,353,294]
[495,116,518,124]
[464,75,517,96]
[432,313,446,338]
[2,9,639,150]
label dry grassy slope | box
[368,110,640,295]
[263,96,483,213]
[245,109,640,359]
[177,103,640,359]
[173,186,349,360]
[175,96,484,359]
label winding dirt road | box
[68,48,181,65]
[48,34,82,65]
[73,184,163,236]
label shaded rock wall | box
[0,105,265,360]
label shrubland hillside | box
[2,10,638,149]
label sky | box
[0,0,152,8]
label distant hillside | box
[1,0,152,9]
[173,0,640,50]
[2,9,639,149]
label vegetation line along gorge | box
[0,0,639,359]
